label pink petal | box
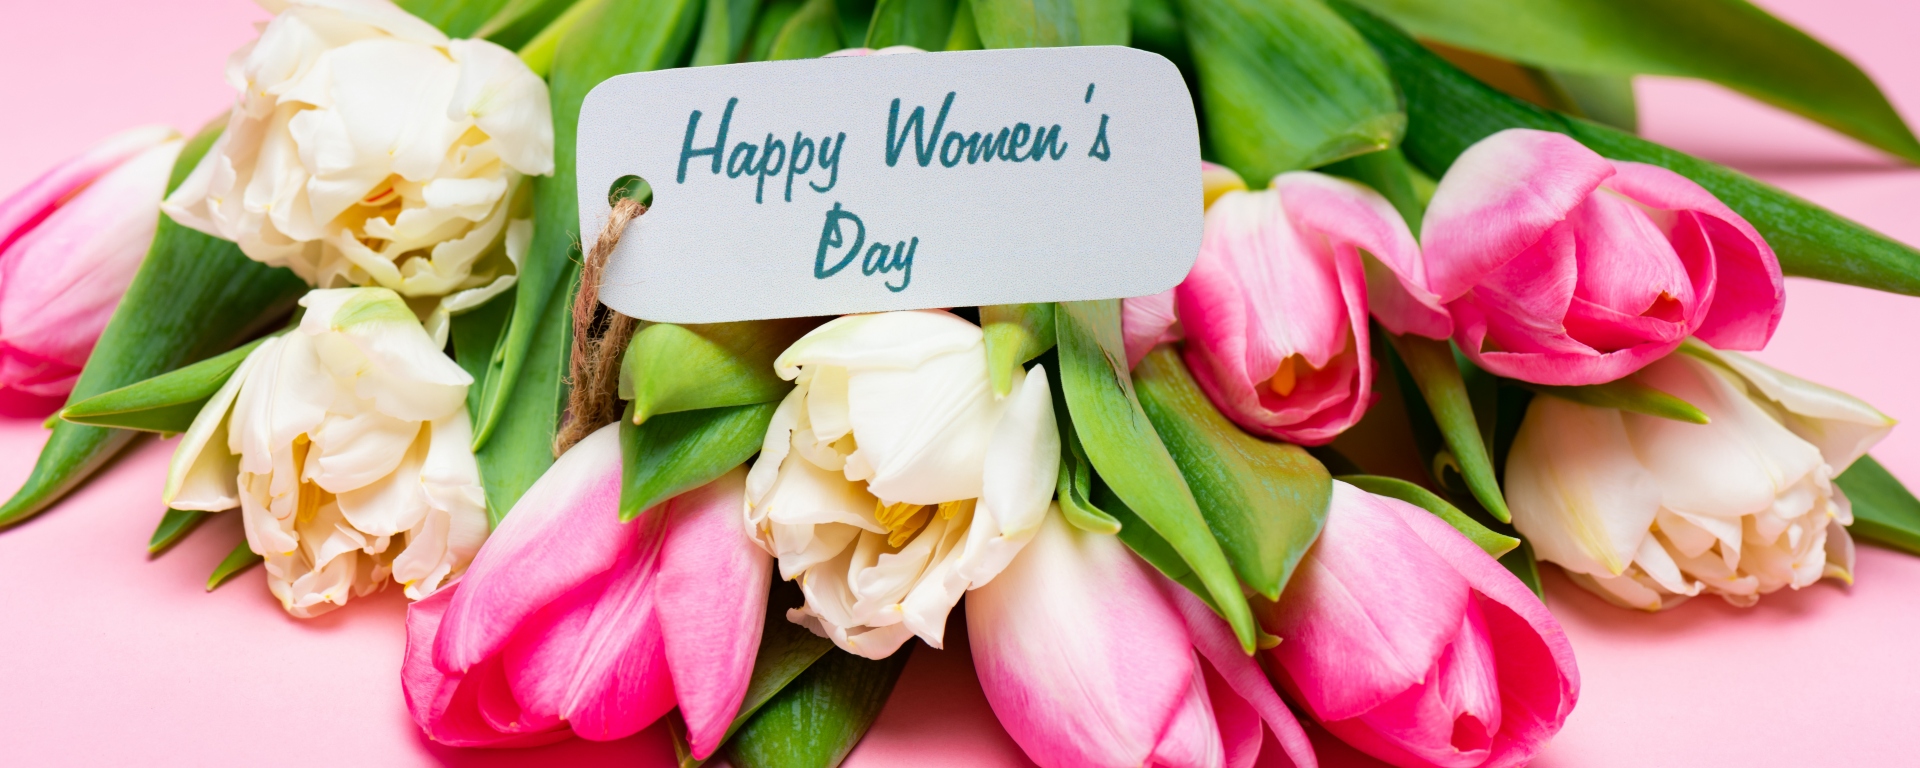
[1384,496,1580,768]
[1274,172,1449,340]
[968,511,1197,768]
[1264,483,1471,722]
[1147,660,1228,768]
[1565,190,1697,332]
[436,424,630,673]
[1205,661,1265,768]
[1123,288,1184,369]
[1601,161,1783,351]
[0,125,175,256]
[1340,604,1500,768]
[1420,130,1615,303]
[401,586,571,748]
[1174,587,1319,768]
[655,467,772,759]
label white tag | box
[578,46,1201,323]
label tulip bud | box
[165,287,486,617]
[1507,343,1893,609]
[0,126,182,412]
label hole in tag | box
[609,174,654,207]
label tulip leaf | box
[475,0,584,50]
[1329,1,1920,298]
[693,0,764,65]
[148,508,210,556]
[768,0,844,60]
[1054,299,1258,651]
[1090,477,1211,604]
[58,336,271,434]
[451,286,516,425]
[1338,474,1518,557]
[474,0,703,524]
[206,539,262,592]
[1179,0,1402,181]
[397,0,516,37]
[1049,372,1121,534]
[865,0,956,49]
[621,402,779,521]
[942,0,980,50]
[622,320,811,423]
[1388,334,1510,522]
[1344,0,1920,163]
[722,645,912,768]
[746,0,805,60]
[1835,454,1920,556]
[1134,347,1331,600]
[969,0,1128,49]
[0,120,307,529]
[981,303,1056,398]
[1524,377,1710,425]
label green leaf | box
[1091,477,1209,602]
[865,0,957,50]
[1388,334,1510,522]
[747,0,805,60]
[1330,0,1920,298]
[1048,368,1121,534]
[397,0,516,36]
[1503,538,1543,598]
[1179,0,1402,181]
[1337,474,1518,557]
[476,0,585,50]
[206,539,262,591]
[768,0,844,60]
[59,336,271,434]
[623,320,811,423]
[980,303,1055,398]
[1344,0,1920,163]
[451,286,517,428]
[1054,299,1257,651]
[1134,347,1330,600]
[943,0,981,50]
[722,645,912,768]
[0,119,307,529]
[1524,377,1710,424]
[838,0,878,50]
[621,403,779,521]
[1551,70,1637,133]
[969,0,1127,48]
[1835,454,1920,556]
[474,0,704,524]
[1318,145,1426,235]
[148,509,210,556]
[693,0,764,65]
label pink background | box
[3,1,1919,765]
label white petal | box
[1688,341,1895,473]
[447,38,554,176]
[1628,355,1825,520]
[774,310,983,380]
[164,338,268,510]
[1506,395,1662,577]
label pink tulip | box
[0,126,181,413]
[1125,168,1446,445]
[1262,482,1578,768]
[968,509,1319,768]
[402,424,772,755]
[1421,129,1783,386]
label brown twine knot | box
[553,196,645,456]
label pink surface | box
[2,0,1919,765]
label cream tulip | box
[165,287,487,617]
[162,0,553,338]
[1507,341,1894,610]
[744,310,1060,659]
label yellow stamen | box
[1268,356,1300,397]
[875,500,932,547]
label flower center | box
[1268,355,1302,397]
[873,499,967,547]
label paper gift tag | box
[578,46,1202,323]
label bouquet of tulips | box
[7,0,1920,765]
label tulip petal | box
[447,38,555,176]
[1385,493,1580,768]
[774,310,982,380]
[1420,130,1614,302]
[844,342,1001,505]
[164,338,264,510]
[1505,396,1661,576]
[969,509,1196,768]
[1274,171,1448,339]
[1627,355,1825,521]
[962,364,1059,585]
[1123,289,1183,370]
[0,125,176,256]
[655,467,773,759]
[1147,662,1227,768]
[1172,587,1319,768]
[1690,344,1894,472]
[402,586,574,747]
[437,424,629,672]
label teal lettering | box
[884,92,955,167]
[939,131,973,168]
[861,242,891,275]
[885,238,916,292]
[755,134,786,204]
[786,134,815,202]
[726,142,757,178]
[811,133,845,193]
[980,129,1007,163]
[1029,124,1065,161]
[815,203,864,279]
[1089,114,1111,161]
[676,97,736,183]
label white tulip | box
[745,310,1061,659]
[165,287,488,617]
[1507,341,1894,610]
[162,0,553,341]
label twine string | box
[554,196,645,456]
